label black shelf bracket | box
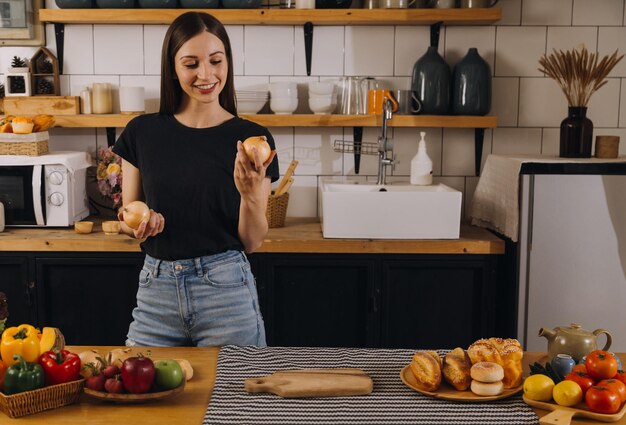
[106,127,116,147]
[430,21,442,49]
[353,126,363,174]
[474,128,485,176]
[304,21,314,76]
[54,23,65,75]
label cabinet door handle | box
[25,281,35,307]
[370,294,378,313]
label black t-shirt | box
[113,114,279,260]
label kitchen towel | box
[469,154,626,242]
[203,345,539,425]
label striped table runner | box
[203,345,539,425]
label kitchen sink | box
[319,179,462,239]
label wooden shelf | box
[51,113,497,128]
[39,8,501,26]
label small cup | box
[594,135,620,159]
[394,89,422,115]
[551,354,576,380]
[459,0,497,7]
[295,0,314,8]
[74,221,94,234]
[367,89,398,115]
[102,220,121,235]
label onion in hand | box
[121,201,150,230]
[242,135,271,164]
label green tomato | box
[154,359,184,391]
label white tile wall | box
[5,0,625,220]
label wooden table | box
[3,347,624,424]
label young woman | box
[113,11,279,347]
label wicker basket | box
[266,191,289,228]
[0,131,50,156]
[0,379,84,418]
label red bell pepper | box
[38,349,81,386]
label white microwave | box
[0,151,92,227]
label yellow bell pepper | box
[1,324,41,368]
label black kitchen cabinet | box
[0,256,35,326]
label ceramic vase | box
[411,46,451,115]
[451,47,491,115]
[560,106,593,158]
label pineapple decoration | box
[30,48,60,96]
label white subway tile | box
[442,128,492,176]
[94,25,143,75]
[267,127,294,179]
[294,26,344,76]
[492,127,542,155]
[286,175,318,218]
[495,27,546,77]
[294,127,343,175]
[546,26,597,55]
[392,128,442,177]
[621,78,626,128]
[244,26,294,76]
[345,27,395,76]
[394,26,430,77]
[144,25,167,75]
[120,75,160,113]
[499,0,522,25]
[492,77,519,127]
[225,25,244,76]
[542,128,560,156]
[586,78,620,128]
[48,128,96,154]
[59,75,70,97]
[445,26,496,72]
[63,25,94,75]
[522,0,573,25]
[519,77,567,127]
[234,75,270,91]
[573,0,623,26]
[598,27,626,78]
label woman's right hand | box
[117,209,165,239]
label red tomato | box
[614,371,626,386]
[586,350,619,381]
[585,386,622,414]
[565,371,595,395]
[572,364,587,374]
[598,379,626,403]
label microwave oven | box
[0,151,92,227]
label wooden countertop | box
[3,347,623,425]
[0,218,504,254]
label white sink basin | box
[320,180,462,239]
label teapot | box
[539,323,612,362]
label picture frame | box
[0,0,45,46]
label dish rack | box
[333,140,379,156]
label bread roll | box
[11,117,34,134]
[442,347,471,391]
[409,351,442,392]
[467,338,523,388]
[470,379,504,396]
[470,362,504,383]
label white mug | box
[0,202,4,232]
[296,0,315,8]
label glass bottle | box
[560,107,593,158]
[411,46,451,115]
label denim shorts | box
[126,250,266,347]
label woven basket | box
[0,379,84,418]
[266,191,289,228]
[0,132,50,156]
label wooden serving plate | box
[400,365,522,402]
[83,380,185,404]
[523,395,626,424]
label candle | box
[92,83,112,114]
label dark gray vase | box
[411,46,451,115]
[451,47,491,115]
[55,0,94,8]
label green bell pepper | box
[3,354,45,395]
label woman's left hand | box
[234,140,276,199]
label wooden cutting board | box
[523,395,626,424]
[244,368,373,398]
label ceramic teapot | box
[539,323,612,362]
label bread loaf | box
[409,351,442,392]
[467,338,523,389]
[442,348,471,391]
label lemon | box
[523,374,555,402]
[552,380,583,407]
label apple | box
[121,355,155,394]
[154,359,184,391]
[242,135,271,164]
[121,201,150,230]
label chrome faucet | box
[377,96,395,186]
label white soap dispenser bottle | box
[410,131,433,186]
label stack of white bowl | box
[269,82,298,115]
[236,90,268,114]
[308,81,337,115]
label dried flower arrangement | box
[538,46,623,107]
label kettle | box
[539,323,612,362]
